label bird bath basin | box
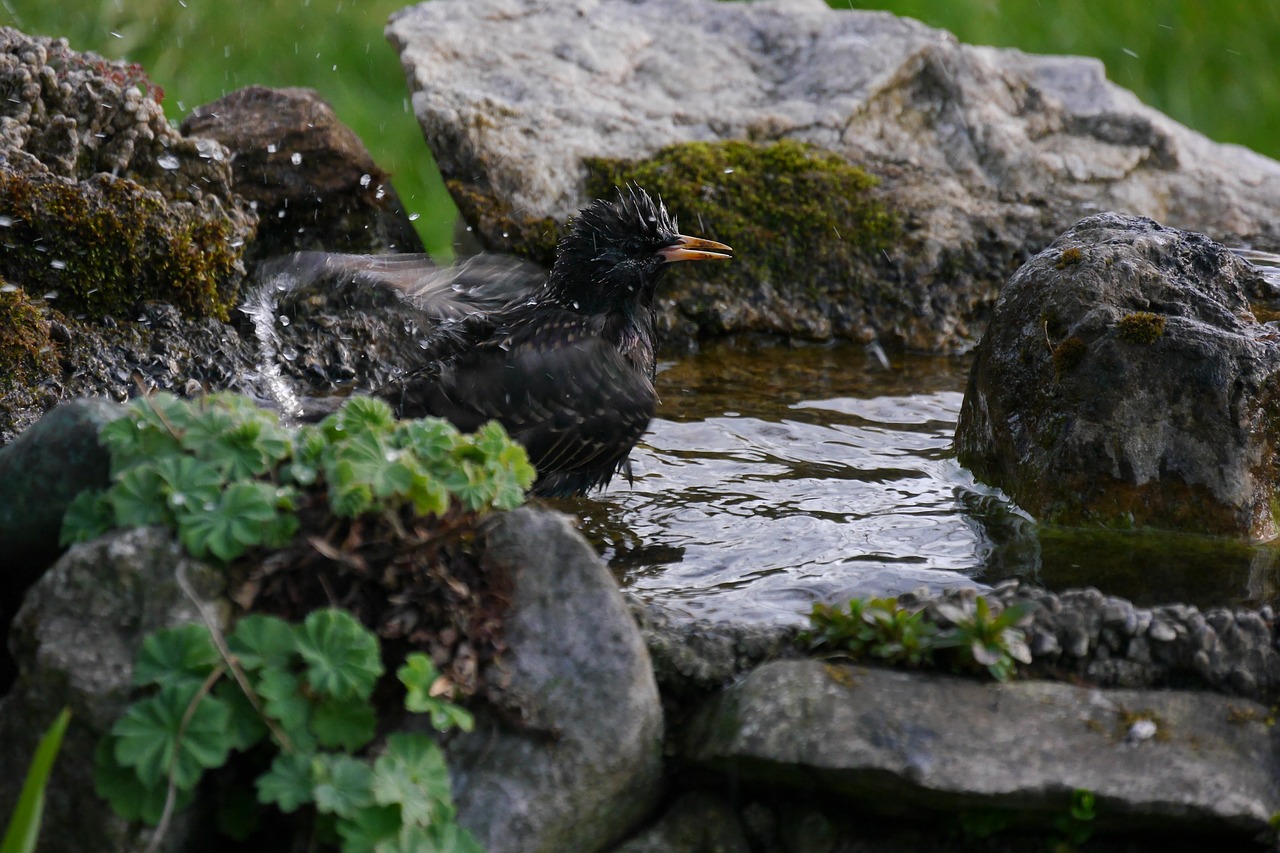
[561,340,1280,624]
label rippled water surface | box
[560,341,1280,624]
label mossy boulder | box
[0,27,256,322]
[0,27,261,441]
[584,139,901,344]
[391,0,1280,353]
[956,214,1280,538]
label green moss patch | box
[584,138,901,299]
[1055,247,1084,269]
[0,167,245,321]
[0,283,56,387]
[1117,311,1166,344]
[1052,336,1086,378]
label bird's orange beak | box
[658,234,733,263]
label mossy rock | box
[447,180,564,268]
[587,139,898,267]
[0,284,56,388]
[1055,247,1085,269]
[583,139,896,327]
[0,166,246,321]
[1052,336,1087,378]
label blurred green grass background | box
[3,0,1278,258]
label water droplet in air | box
[157,154,180,170]
[290,152,303,166]
[360,174,372,187]
[50,259,66,270]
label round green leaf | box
[295,609,384,701]
[111,684,233,790]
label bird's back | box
[253,186,727,497]
[386,300,657,497]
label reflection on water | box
[553,339,1280,624]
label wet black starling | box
[379,186,732,496]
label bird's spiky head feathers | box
[574,184,680,251]
[547,185,682,312]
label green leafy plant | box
[96,609,480,851]
[806,597,938,667]
[805,595,1036,681]
[60,392,536,561]
[1,708,71,853]
[1051,788,1097,850]
[933,597,1035,682]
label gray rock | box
[956,213,1280,537]
[387,0,1280,352]
[628,597,801,702]
[2,300,269,446]
[1,504,663,852]
[907,581,1280,700]
[683,660,1277,838]
[0,398,120,589]
[181,86,424,262]
[0,527,226,853]
[442,507,664,853]
[612,790,750,853]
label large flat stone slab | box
[683,660,1279,837]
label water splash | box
[242,275,305,420]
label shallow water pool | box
[560,340,1280,624]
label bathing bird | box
[286,186,732,496]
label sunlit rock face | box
[388,0,1280,352]
[956,213,1280,539]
